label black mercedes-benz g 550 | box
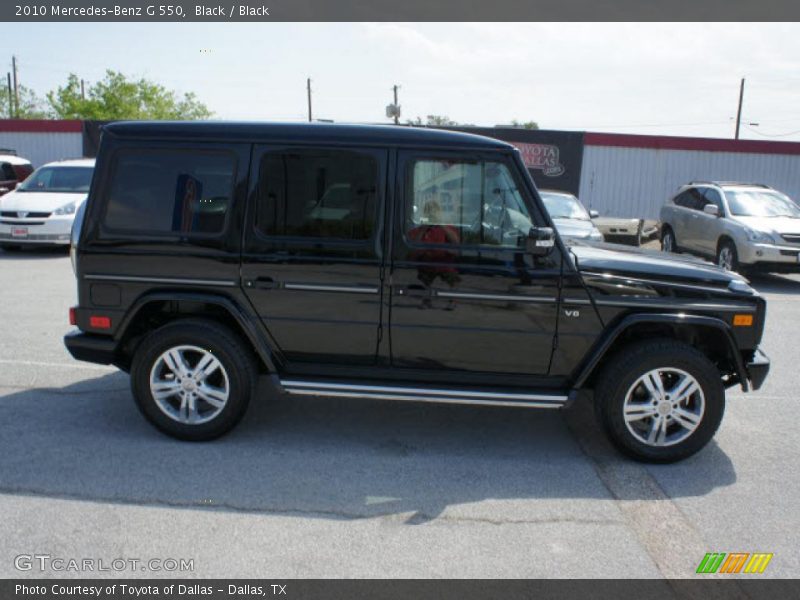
[65,121,770,462]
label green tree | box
[47,70,212,120]
[510,119,540,130]
[2,85,50,119]
[408,114,460,127]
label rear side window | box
[255,149,378,241]
[687,188,708,210]
[103,149,235,235]
[674,188,705,211]
[673,191,692,208]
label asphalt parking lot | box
[0,247,798,580]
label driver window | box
[703,188,723,211]
[405,158,534,248]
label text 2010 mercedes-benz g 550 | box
[65,121,770,462]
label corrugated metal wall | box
[0,131,83,168]
[579,145,800,220]
[4,120,800,222]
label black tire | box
[0,244,21,251]
[130,318,258,441]
[594,339,725,463]
[661,226,677,253]
[716,239,740,273]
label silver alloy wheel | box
[623,368,705,447]
[662,231,674,252]
[149,344,230,425]
[718,246,734,270]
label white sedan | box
[0,158,95,249]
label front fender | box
[570,312,749,392]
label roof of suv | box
[686,181,772,190]
[103,121,514,150]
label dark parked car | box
[0,151,34,196]
[65,122,769,463]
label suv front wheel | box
[594,339,725,463]
[130,319,258,441]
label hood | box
[0,189,87,212]
[552,218,599,239]
[569,242,744,287]
[731,215,800,235]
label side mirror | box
[589,209,599,219]
[526,227,556,256]
[703,204,720,217]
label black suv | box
[65,122,770,462]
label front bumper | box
[64,331,118,365]
[739,242,800,269]
[745,348,770,391]
[0,216,73,245]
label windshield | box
[540,191,591,220]
[18,166,93,193]
[725,189,800,218]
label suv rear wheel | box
[594,339,724,463]
[716,240,739,272]
[130,319,258,441]
[661,226,677,253]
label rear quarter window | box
[102,148,236,236]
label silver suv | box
[660,181,800,273]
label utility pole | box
[6,73,12,119]
[392,85,400,125]
[11,55,19,118]
[306,78,312,122]
[735,77,745,140]
[81,78,85,100]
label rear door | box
[669,190,695,249]
[241,145,387,370]
[673,187,707,252]
[388,150,560,380]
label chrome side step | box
[279,379,568,409]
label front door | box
[683,187,710,253]
[695,187,725,255]
[389,151,561,378]
[241,145,387,369]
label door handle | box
[244,276,276,290]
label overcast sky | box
[3,23,800,140]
